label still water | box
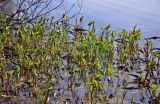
[67,0,160,38]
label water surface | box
[67,0,160,37]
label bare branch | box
[0,0,83,28]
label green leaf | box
[34,47,42,53]
[62,13,65,18]
[72,67,81,72]
[80,16,84,22]
[94,72,102,80]
[6,26,11,31]
[100,26,104,30]
[88,20,94,26]
[95,39,101,45]
[29,60,34,66]
[104,24,111,30]
[51,16,55,19]
[108,65,114,76]
[145,40,153,46]
[75,18,79,28]
[75,41,80,46]
[34,68,38,76]
[93,79,98,87]
[151,50,160,57]
[93,59,101,69]
[16,65,20,71]
[82,58,87,65]
[151,84,158,96]
[111,31,116,40]
[66,16,69,21]
[131,96,134,103]
[23,27,27,32]
[148,60,156,68]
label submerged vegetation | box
[0,14,160,104]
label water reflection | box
[80,0,160,36]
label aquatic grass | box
[0,14,160,103]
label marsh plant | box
[0,14,160,104]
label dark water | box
[67,0,160,37]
